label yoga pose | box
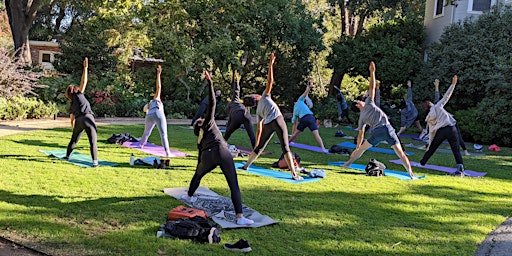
[140,65,171,157]
[223,70,256,148]
[240,53,303,180]
[434,79,470,156]
[333,85,352,126]
[64,57,98,167]
[190,87,221,127]
[343,61,417,179]
[289,79,328,153]
[183,70,254,225]
[396,80,425,136]
[419,76,466,177]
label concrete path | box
[0,117,510,256]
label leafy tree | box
[415,5,512,146]
[0,47,44,98]
[5,0,42,64]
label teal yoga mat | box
[234,162,320,184]
[39,149,118,168]
[337,141,414,155]
[328,161,425,180]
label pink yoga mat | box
[122,141,188,158]
[389,159,486,177]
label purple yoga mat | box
[289,142,329,154]
[122,141,188,158]
[389,159,487,177]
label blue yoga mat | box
[234,162,320,184]
[289,142,330,154]
[39,149,118,168]
[337,141,414,155]
[328,161,425,180]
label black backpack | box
[164,216,220,244]
[329,145,351,155]
[365,159,386,177]
[107,133,138,145]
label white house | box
[424,0,512,46]
[29,40,61,70]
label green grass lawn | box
[1,123,511,256]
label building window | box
[434,0,444,17]
[468,0,491,12]
[41,53,51,63]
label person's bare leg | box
[397,126,406,136]
[312,130,327,152]
[283,151,300,178]
[392,143,416,179]
[343,141,372,166]
[414,120,423,133]
[289,130,301,143]
[242,152,261,169]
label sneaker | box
[236,217,254,225]
[451,171,465,177]
[419,130,428,140]
[208,228,221,244]
[323,149,330,154]
[224,239,252,252]
[180,194,197,203]
[292,175,304,181]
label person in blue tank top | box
[140,65,171,157]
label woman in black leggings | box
[240,53,303,180]
[223,70,256,148]
[64,57,98,167]
[183,70,253,226]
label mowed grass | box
[1,123,512,256]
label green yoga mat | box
[39,149,118,168]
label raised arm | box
[368,61,376,101]
[231,70,241,102]
[406,80,413,102]
[204,70,215,121]
[264,52,276,95]
[154,65,162,100]
[434,79,440,103]
[375,81,381,107]
[437,75,457,107]
[78,57,88,93]
[300,79,312,99]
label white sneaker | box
[236,217,254,225]
[180,194,197,203]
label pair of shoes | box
[208,228,221,244]
[224,239,252,252]
[180,194,197,203]
[236,217,254,225]
[452,164,465,177]
[292,175,304,181]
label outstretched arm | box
[434,79,440,103]
[438,75,458,107]
[264,52,276,95]
[204,70,215,121]
[300,79,312,98]
[78,57,88,93]
[368,61,376,102]
[375,81,381,107]
[232,70,241,102]
[154,65,162,100]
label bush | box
[0,96,59,120]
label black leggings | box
[455,123,467,150]
[188,145,243,214]
[253,115,290,155]
[66,114,98,161]
[420,125,463,166]
[224,110,256,148]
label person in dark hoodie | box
[64,57,98,167]
[223,70,256,148]
[182,70,254,226]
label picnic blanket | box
[337,141,414,155]
[328,161,425,180]
[39,149,118,168]
[163,187,278,228]
[234,162,320,184]
[389,159,487,177]
[289,142,329,154]
[121,141,188,158]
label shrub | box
[0,96,58,120]
[0,47,45,98]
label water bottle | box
[130,154,135,165]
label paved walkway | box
[0,117,510,256]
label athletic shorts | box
[297,114,318,132]
[367,124,399,147]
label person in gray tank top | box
[343,61,417,179]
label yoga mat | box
[180,126,225,133]
[163,187,278,228]
[121,141,188,158]
[389,159,487,177]
[404,143,485,157]
[399,133,420,138]
[337,141,414,155]
[236,146,271,155]
[328,161,425,180]
[344,126,358,131]
[289,142,329,154]
[234,162,320,184]
[39,149,118,168]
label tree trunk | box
[328,72,343,97]
[5,0,42,65]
